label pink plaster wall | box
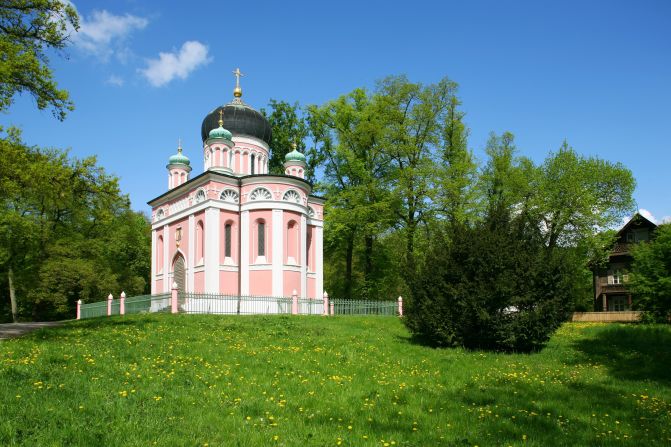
[194,271,205,293]
[250,270,272,296]
[283,270,301,297]
[219,271,238,295]
[307,225,316,272]
[307,277,316,299]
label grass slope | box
[0,315,670,446]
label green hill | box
[0,315,670,446]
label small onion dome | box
[208,124,233,141]
[208,110,233,141]
[168,146,190,166]
[285,147,306,163]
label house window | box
[608,295,629,311]
[250,154,255,174]
[224,223,232,258]
[613,269,624,285]
[626,232,634,243]
[257,221,265,257]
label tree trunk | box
[405,223,416,280]
[8,267,17,323]
[344,231,355,299]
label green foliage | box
[0,0,79,120]
[0,128,150,321]
[406,205,576,352]
[261,99,310,178]
[1,315,671,445]
[631,224,671,321]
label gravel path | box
[0,322,63,340]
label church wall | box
[307,276,316,299]
[219,271,238,295]
[250,270,273,296]
[283,270,301,297]
[194,270,205,293]
[219,210,239,263]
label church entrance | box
[173,254,186,294]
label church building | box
[148,70,324,299]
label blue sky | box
[2,0,670,223]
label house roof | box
[616,212,658,237]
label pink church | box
[148,72,324,299]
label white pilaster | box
[151,229,157,295]
[204,207,220,293]
[240,210,250,295]
[316,226,323,299]
[300,215,307,298]
[163,225,169,293]
[272,209,283,297]
[188,214,195,293]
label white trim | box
[162,225,169,293]
[204,207,220,293]
[219,265,239,272]
[272,209,283,296]
[241,201,308,214]
[188,215,195,293]
[151,230,157,295]
[284,265,302,273]
[316,226,323,299]
[300,214,307,297]
[240,210,250,295]
[152,200,238,229]
[306,218,323,227]
[249,264,273,271]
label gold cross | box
[218,109,224,126]
[178,137,182,152]
[232,67,244,88]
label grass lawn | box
[0,315,670,446]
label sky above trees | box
[1,0,669,222]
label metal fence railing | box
[331,298,398,316]
[78,292,401,320]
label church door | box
[173,254,186,295]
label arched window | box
[229,150,234,169]
[224,223,232,258]
[220,189,239,203]
[196,220,204,264]
[156,209,165,221]
[283,190,301,204]
[250,153,256,175]
[195,189,206,203]
[307,206,315,219]
[157,235,164,273]
[286,220,298,264]
[250,187,272,201]
[256,220,266,258]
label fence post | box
[398,296,403,317]
[323,291,329,316]
[171,282,179,314]
[120,291,126,316]
[330,301,335,316]
[292,289,298,315]
[76,299,82,320]
[107,293,113,316]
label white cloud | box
[139,41,211,87]
[72,9,148,61]
[638,208,657,224]
[661,216,671,224]
[106,75,124,87]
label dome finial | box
[232,67,244,99]
[178,137,182,153]
[218,109,224,127]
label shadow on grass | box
[571,324,671,385]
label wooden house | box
[592,213,657,311]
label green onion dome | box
[208,125,233,141]
[168,147,190,166]
[285,148,306,163]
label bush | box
[405,206,576,352]
[631,224,671,322]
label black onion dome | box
[201,103,272,145]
